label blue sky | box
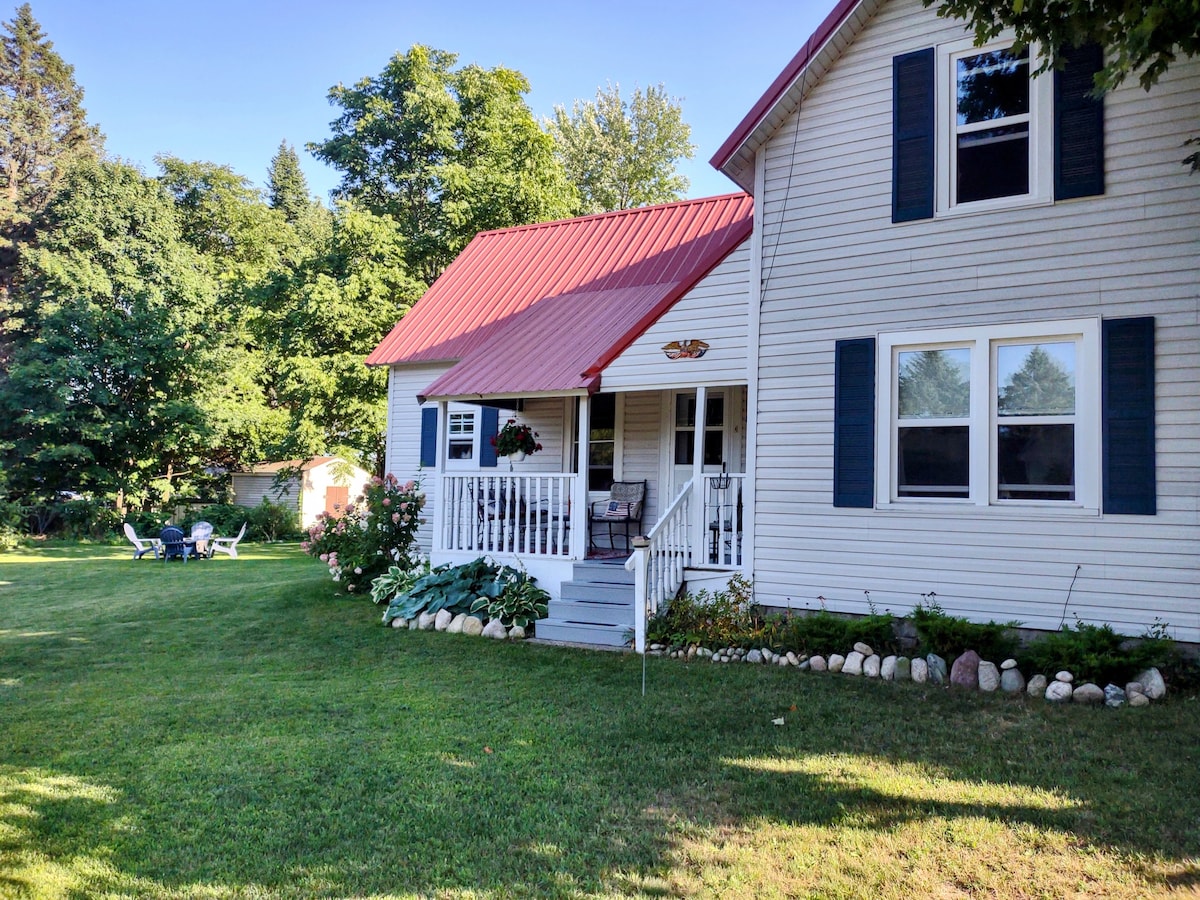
[29,0,829,203]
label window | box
[937,37,1052,214]
[673,393,725,467]
[878,320,1099,509]
[447,411,476,461]
[588,393,616,491]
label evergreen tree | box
[898,350,971,418]
[999,345,1075,415]
[0,3,101,279]
[267,140,311,224]
[548,83,695,215]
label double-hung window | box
[936,36,1053,214]
[446,411,476,462]
[878,319,1099,510]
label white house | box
[711,0,1199,643]
[231,457,372,530]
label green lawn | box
[1,545,1197,899]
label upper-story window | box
[936,37,1052,215]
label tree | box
[308,45,575,284]
[252,202,424,470]
[267,140,311,224]
[547,83,696,215]
[0,159,217,510]
[927,0,1200,170]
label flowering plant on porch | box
[491,419,542,457]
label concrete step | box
[560,580,634,604]
[572,560,634,585]
[535,619,630,648]
[546,598,634,627]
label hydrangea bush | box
[301,474,425,594]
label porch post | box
[692,386,707,564]
[431,400,448,553]
[570,394,589,559]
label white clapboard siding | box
[619,391,665,527]
[601,240,751,392]
[504,397,571,474]
[231,474,301,514]
[387,363,451,553]
[750,0,1200,642]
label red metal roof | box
[710,0,873,192]
[366,193,754,400]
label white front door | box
[667,389,742,499]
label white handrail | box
[626,479,692,653]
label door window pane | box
[898,348,970,418]
[589,393,616,491]
[897,426,970,498]
[997,342,1075,416]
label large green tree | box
[1,159,217,509]
[929,0,1200,170]
[547,83,695,215]
[252,202,424,470]
[266,140,311,224]
[309,45,575,283]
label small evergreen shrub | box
[1017,619,1175,685]
[910,599,1020,661]
[767,608,898,657]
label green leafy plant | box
[303,474,425,594]
[471,572,549,629]
[491,419,542,457]
[1018,618,1176,685]
[247,498,299,543]
[766,608,898,657]
[646,575,757,648]
[910,597,1020,661]
[382,558,542,627]
[369,559,432,606]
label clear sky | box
[28,0,829,204]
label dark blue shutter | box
[892,48,935,223]
[419,407,437,468]
[1102,318,1155,515]
[834,338,876,508]
[1055,43,1105,200]
[479,407,499,468]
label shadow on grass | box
[2,546,1199,898]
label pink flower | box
[354,567,363,575]
[319,553,329,563]
[392,512,400,523]
[382,497,391,507]
[347,584,355,592]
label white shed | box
[231,457,372,529]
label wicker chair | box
[588,480,646,552]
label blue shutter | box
[892,48,935,223]
[1102,318,1155,515]
[479,407,499,468]
[1055,43,1105,200]
[419,407,437,468]
[834,338,876,508]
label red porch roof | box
[365,193,754,400]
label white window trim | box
[875,319,1101,512]
[444,405,478,469]
[935,35,1054,217]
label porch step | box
[534,559,635,649]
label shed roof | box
[711,0,883,192]
[365,193,754,400]
[238,457,340,475]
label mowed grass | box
[1,545,1198,899]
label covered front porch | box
[424,386,748,646]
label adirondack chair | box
[190,521,214,558]
[122,522,161,560]
[159,525,191,562]
[210,522,247,559]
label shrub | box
[303,474,424,594]
[646,575,757,648]
[124,510,167,537]
[247,498,299,543]
[910,599,1020,661]
[190,503,248,537]
[0,501,24,551]
[767,608,899,657]
[381,558,543,627]
[59,498,121,540]
[1018,619,1176,685]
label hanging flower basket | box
[491,419,542,459]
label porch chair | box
[190,521,214,558]
[122,522,161,560]
[588,480,646,553]
[210,522,247,559]
[159,525,192,563]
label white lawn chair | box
[123,522,161,560]
[210,522,247,559]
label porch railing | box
[627,479,692,653]
[440,473,575,558]
[700,473,745,568]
